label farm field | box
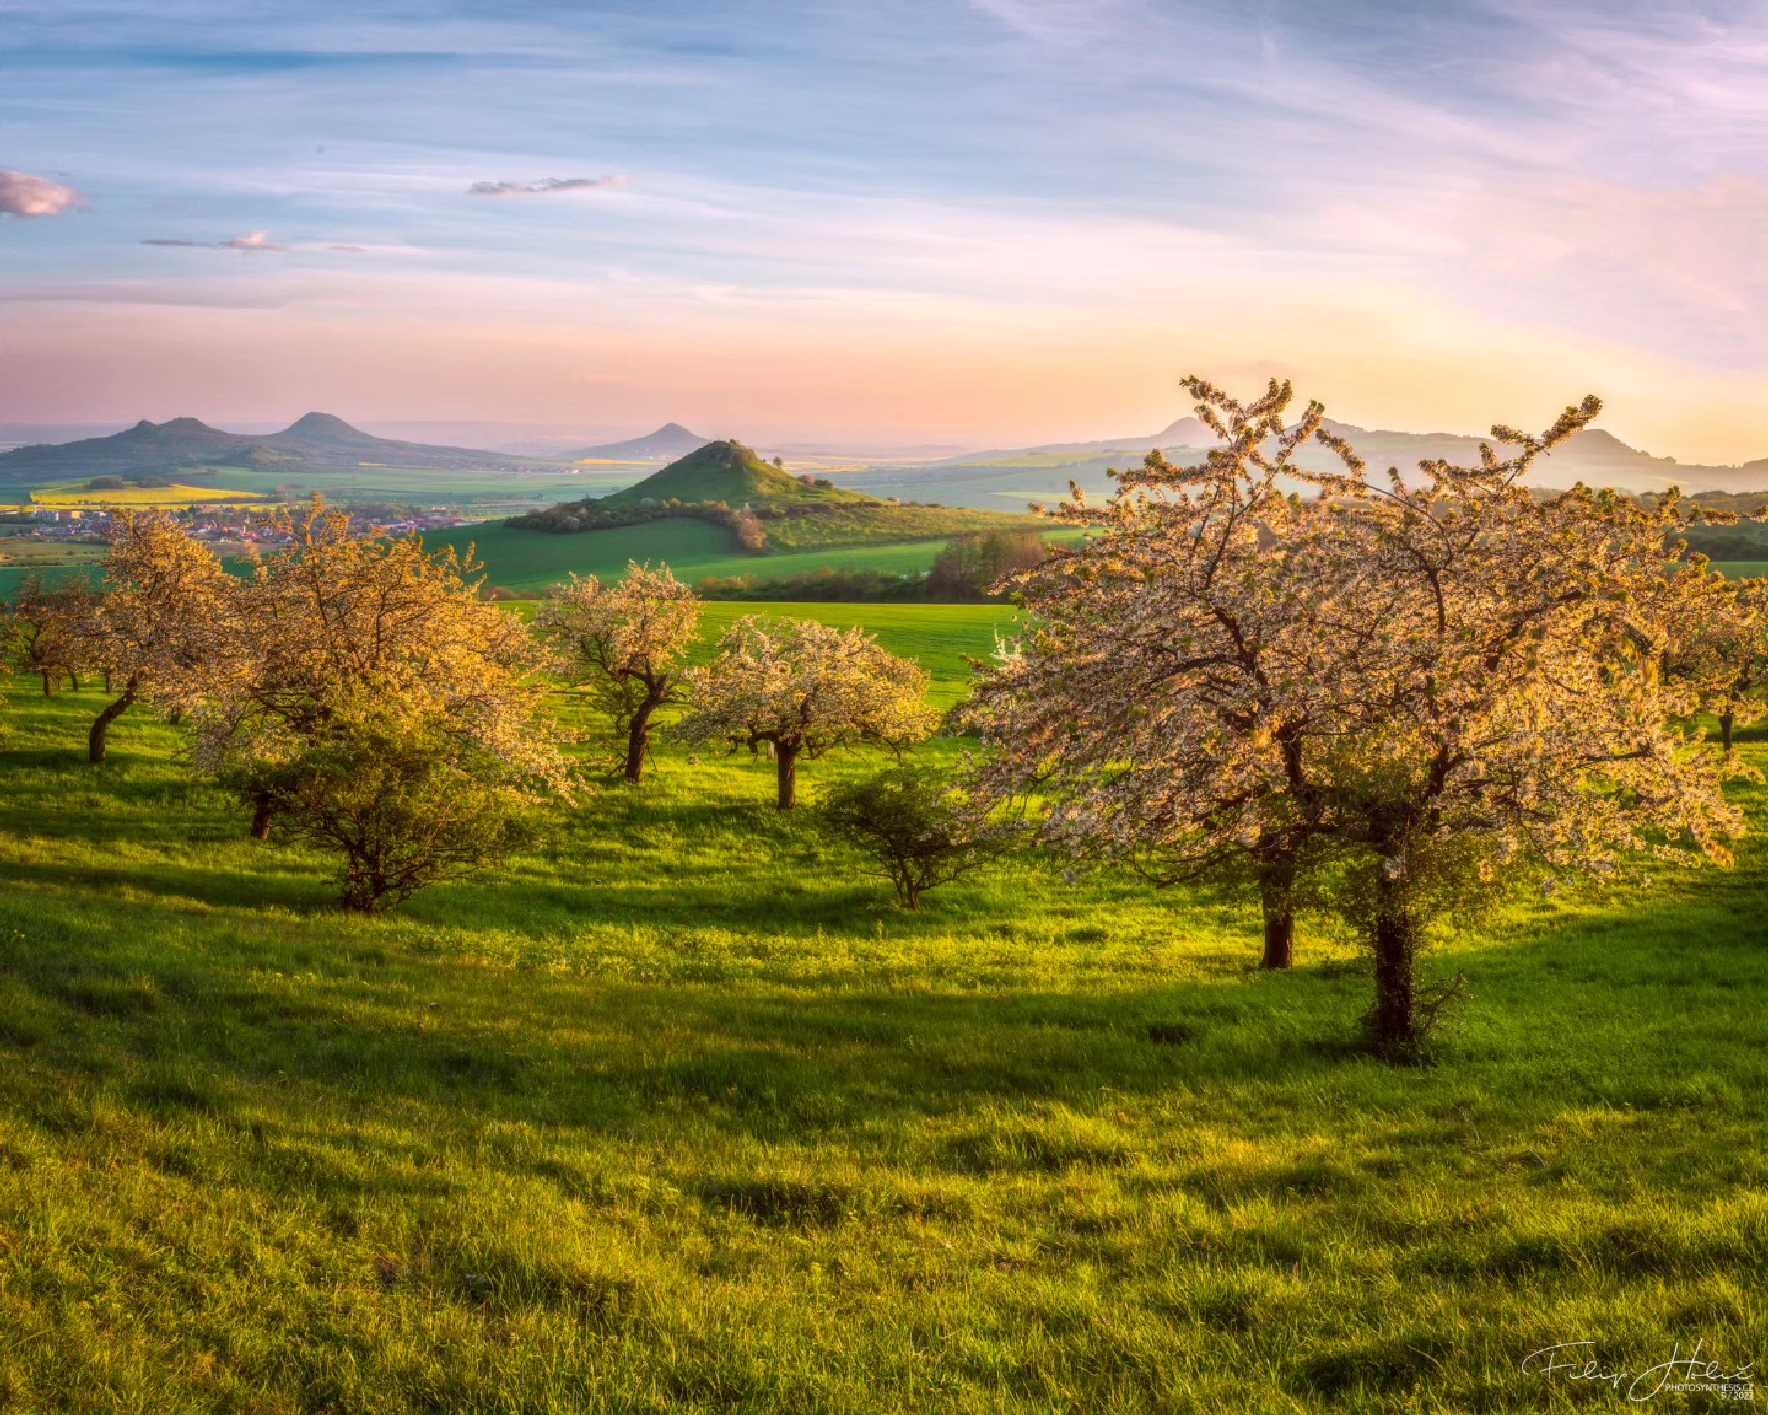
[0,541,108,568]
[0,519,1078,603]
[199,464,632,507]
[427,520,1072,596]
[0,604,1764,1411]
[22,482,264,508]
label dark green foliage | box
[927,529,1051,600]
[818,767,1003,908]
[263,724,542,913]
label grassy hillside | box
[0,521,1079,602]
[602,440,862,507]
[0,607,1763,1411]
[754,503,1045,553]
[428,520,1060,596]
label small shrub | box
[817,767,1003,908]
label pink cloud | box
[0,168,81,218]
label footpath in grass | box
[0,615,1763,1411]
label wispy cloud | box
[0,280,289,309]
[143,229,287,251]
[0,167,80,217]
[7,1,1768,458]
[467,175,627,197]
[966,0,1122,45]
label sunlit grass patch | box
[0,612,1763,1411]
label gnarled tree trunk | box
[1721,709,1735,755]
[88,679,139,764]
[624,697,659,783]
[250,794,276,841]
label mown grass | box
[0,609,1764,1412]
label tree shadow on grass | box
[0,890,1763,1241]
[0,852,328,915]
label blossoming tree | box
[534,562,701,783]
[677,616,936,808]
[193,503,572,906]
[969,377,1746,1055]
[83,512,233,763]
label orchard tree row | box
[1,507,935,908]
[5,377,1767,1060]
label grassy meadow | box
[0,603,1765,1411]
[428,521,1058,597]
[159,465,623,510]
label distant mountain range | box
[935,415,1768,497]
[945,416,1213,462]
[7,407,1765,505]
[567,422,711,462]
[0,412,565,484]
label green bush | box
[817,767,1004,908]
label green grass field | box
[0,520,1079,604]
[0,603,1763,1410]
[0,541,108,568]
[429,521,1062,596]
[181,465,627,509]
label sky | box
[3,0,1767,458]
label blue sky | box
[3,0,1767,455]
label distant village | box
[0,501,478,557]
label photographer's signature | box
[1523,1341,1755,1402]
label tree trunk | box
[624,699,658,784]
[1721,709,1735,755]
[250,795,275,841]
[40,671,52,697]
[1256,851,1297,970]
[775,743,799,810]
[1370,874,1418,1056]
[67,669,81,693]
[103,669,113,694]
[88,683,138,764]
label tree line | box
[4,377,1766,1062]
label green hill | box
[601,440,865,507]
[425,519,1018,595]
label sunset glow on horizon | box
[5,1,1768,460]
